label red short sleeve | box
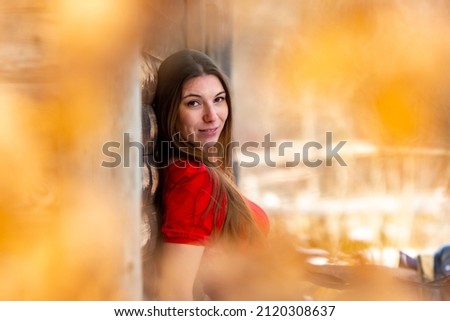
[161,160,225,245]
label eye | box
[187,100,201,107]
[214,96,226,103]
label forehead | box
[182,74,224,95]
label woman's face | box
[177,74,229,147]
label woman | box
[152,49,270,300]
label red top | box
[160,160,270,245]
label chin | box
[201,140,218,147]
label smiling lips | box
[199,127,219,137]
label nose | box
[203,104,218,122]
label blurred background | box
[232,0,450,264]
[0,0,142,299]
[1,0,449,300]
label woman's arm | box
[158,242,205,300]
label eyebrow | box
[182,91,226,99]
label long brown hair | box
[152,49,262,242]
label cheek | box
[220,106,229,121]
[176,109,187,128]
[176,111,195,133]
